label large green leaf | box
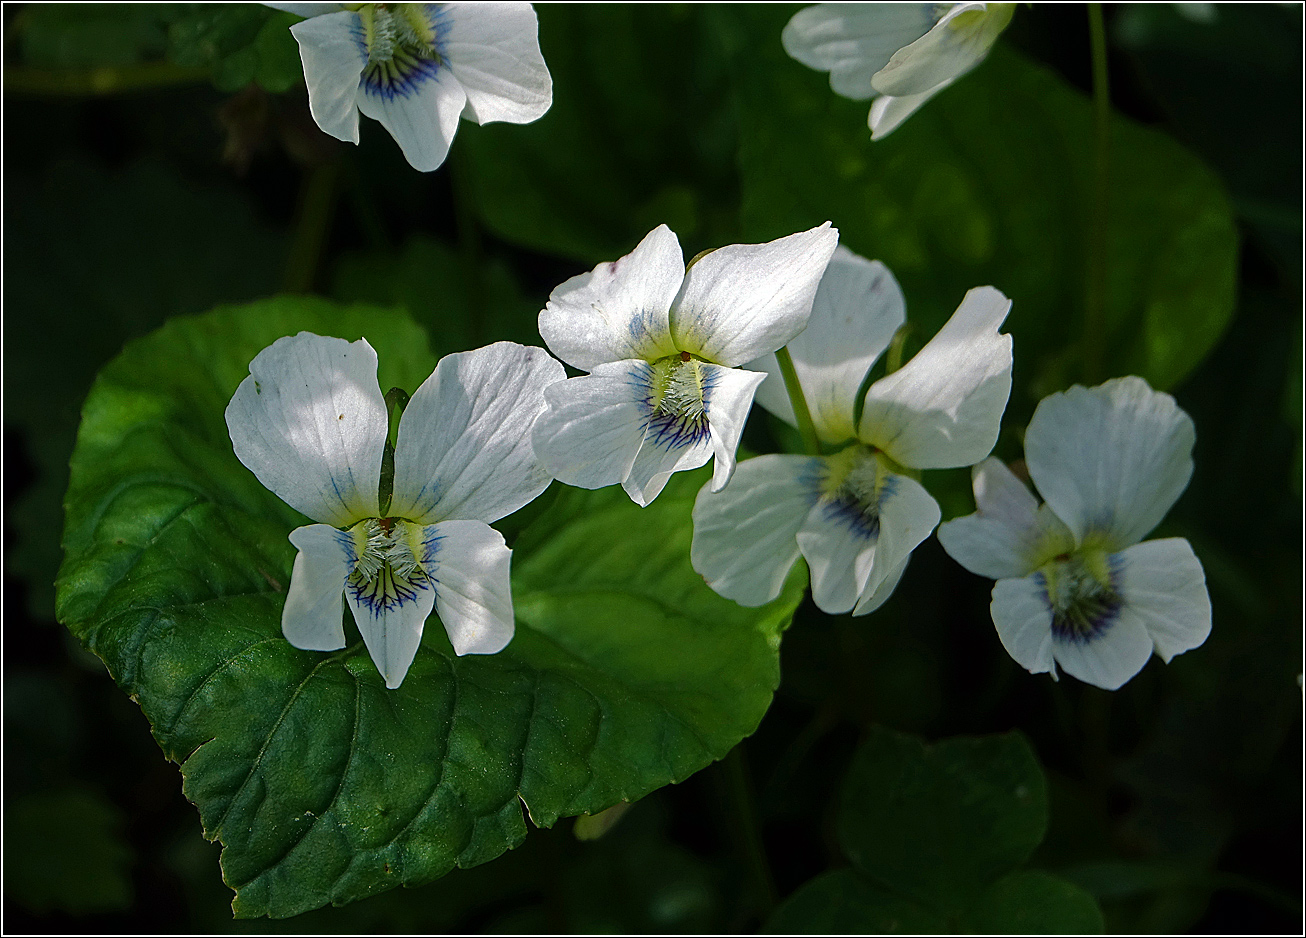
[55,297,801,918]
[724,7,1237,396]
[838,728,1047,911]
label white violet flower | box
[226,333,564,688]
[783,2,1015,139]
[269,2,551,171]
[692,247,1012,615]
[531,222,840,507]
[937,377,1212,691]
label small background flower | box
[270,2,552,170]
[782,2,1015,138]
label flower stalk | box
[1085,2,1111,384]
[775,345,822,456]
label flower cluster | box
[238,4,1212,695]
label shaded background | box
[4,3,1301,932]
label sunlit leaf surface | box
[55,297,802,917]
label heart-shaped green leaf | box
[56,297,802,918]
[838,728,1046,911]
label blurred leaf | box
[166,4,302,93]
[4,787,135,915]
[838,728,1046,911]
[457,4,740,263]
[331,236,541,356]
[17,3,170,68]
[4,157,283,618]
[1061,860,1191,900]
[15,3,302,94]
[563,799,722,932]
[56,297,802,918]
[724,8,1237,397]
[961,869,1105,933]
[766,869,947,934]
[573,801,633,841]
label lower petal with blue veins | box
[796,447,940,615]
[341,518,439,689]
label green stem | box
[282,160,340,294]
[2,62,208,96]
[775,346,822,456]
[723,745,777,921]
[1084,2,1110,384]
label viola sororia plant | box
[20,2,1289,932]
[225,333,563,688]
[692,246,1013,615]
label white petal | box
[423,520,515,655]
[859,286,1012,469]
[702,364,768,492]
[357,56,466,172]
[750,247,905,444]
[1117,538,1211,663]
[855,472,940,605]
[670,223,840,367]
[797,468,939,615]
[852,554,910,616]
[441,1,552,125]
[798,496,878,616]
[1050,604,1154,691]
[538,225,684,371]
[990,576,1058,678]
[691,454,822,607]
[389,342,565,525]
[226,332,386,527]
[343,557,437,691]
[622,418,714,508]
[282,524,351,651]
[867,79,952,140]
[937,458,1074,580]
[288,10,366,143]
[871,2,1013,97]
[530,361,650,492]
[1024,376,1196,550]
[973,455,1038,522]
[264,2,344,17]
[782,2,938,101]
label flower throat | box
[356,4,442,96]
